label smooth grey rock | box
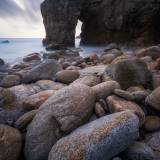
[49,111,139,160]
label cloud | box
[0,0,45,38]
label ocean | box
[0,38,107,62]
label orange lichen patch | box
[90,112,131,144]
[53,134,87,160]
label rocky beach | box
[0,0,160,160]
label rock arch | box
[41,0,160,47]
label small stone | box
[23,53,41,62]
[56,70,80,84]
[136,46,160,60]
[22,90,56,109]
[94,102,106,117]
[92,81,120,100]
[0,75,21,88]
[48,111,139,160]
[99,99,109,112]
[107,95,145,126]
[15,110,38,131]
[143,116,160,132]
[72,75,101,87]
[124,142,154,160]
[146,87,160,111]
[145,131,160,152]
[114,89,134,101]
[0,124,22,160]
[132,90,149,102]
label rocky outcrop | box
[41,0,160,46]
[41,0,83,46]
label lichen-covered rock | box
[25,84,96,160]
[22,59,62,83]
[56,70,80,84]
[124,142,155,160]
[146,87,160,111]
[92,81,120,100]
[107,95,145,126]
[0,124,22,160]
[48,111,139,160]
[106,58,151,89]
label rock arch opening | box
[75,20,82,47]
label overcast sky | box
[0,0,81,38]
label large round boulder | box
[49,111,139,160]
[0,124,22,160]
[106,58,151,89]
[25,84,96,160]
[22,59,62,83]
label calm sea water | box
[0,38,107,62]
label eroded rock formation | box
[41,0,160,46]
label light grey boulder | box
[49,111,139,160]
[24,84,96,160]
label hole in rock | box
[75,20,82,48]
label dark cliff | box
[41,0,160,46]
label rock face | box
[41,0,83,46]
[0,124,22,160]
[41,0,160,46]
[25,84,96,160]
[48,111,139,160]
